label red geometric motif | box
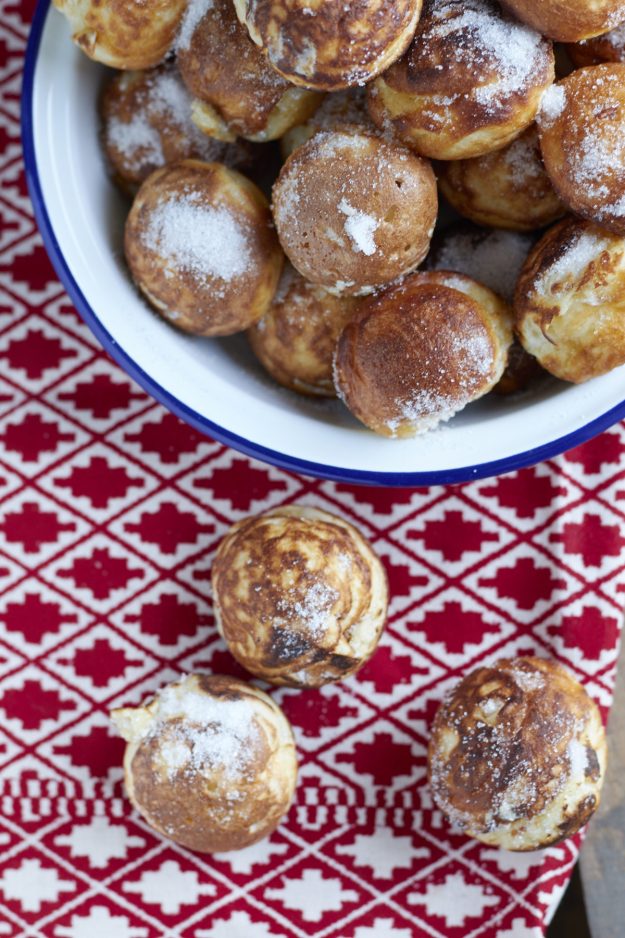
[414,600,503,653]
[53,455,146,508]
[479,468,567,519]
[56,639,144,688]
[0,591,79,644]
[565,429,625,474]
[0,681,77,730]
[478,557,567,610]
[549,512,625,567]
[0,326,78,378]
[123,501,216,554]
[123,411,208,463]
[55,547,146,600]
[55,371,145,419]
[194,457,289,509]
[409,509,500,561]
[1,500,77,552]
[2,410,75,461]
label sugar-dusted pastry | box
[425,224,542,395]
[125,159,283,336]
[515,216,625,382]
[367,0,555,160]
[437,126,565,232]
[429,657,607,850]
[272,129,437,294]
[248,265,359,396]
[499,0,625,43]
[567,22,625,67]
[280,88,371,159]
[100,65,252,196]
[233,0,423,91]
[334,270,513,437]
[112,674,297,853]
[537,65,625,234]
[52,0,186,69]
[177,0,322,143]
[212,506,388,688]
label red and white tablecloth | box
[2,3,625,935]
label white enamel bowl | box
[21,1,625,485]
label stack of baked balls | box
[55,0,625,437]
[112,505,389,852]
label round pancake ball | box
[429,657,607,850]
[499,0,625,42]
[125,159,284,336]
[272,128,437,293]
[112,674,297,853]
[567,22,625,68]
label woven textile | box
[2,4,625,935]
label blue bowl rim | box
[20,0,625,487]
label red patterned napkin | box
[2,4,625,935]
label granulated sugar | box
[533,228,610,297]
[429,229,533,302]
[143,191,251,282]
[275,580,339,639]
[537,83,566,126]
[107,112,164,164]
[176,0,214,51]
[338,199,379,256]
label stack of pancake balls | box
[55,0,613,852]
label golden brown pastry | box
[125,159,283,336]
[515,216,625,382]
[429,657,607,850]
[233,0,423,92]
[537,65,625,234]
[272,129,438,293]
[100,64,252,196]
[280,88,371,159]
[334,270,513,437]
[112,674,297,853]
[211,506,388,688]
[367,0,555,160]
[177,0,322,142]
[52,0,186,69]
[248,265,359,396]
[567,22,625,67]
[499,0,625,43]
[437,126,565,232]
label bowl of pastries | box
[22,0,625,485]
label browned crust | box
[125,675,297,853]
[367,0,554,160]
[211,507,388,687]
[53,0,186,69]
[499,0,625,42]
[241,0,423,91]
[334,271,504,437]
[272,128,438,292]
[428,657,606,849]
[248,266,360,396]
[436,126,565,232]
[566,23,625,68]
[538,64,625,234]
[124,159,283,336]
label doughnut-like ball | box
[272,129,438,293]
[280,89,371,159]
[515,216,625,383]
[111,674,297,853]
[537,65,625,234]
[567,22,625,68]
[437,126,565,232]
[177,0,322,142]
[367,0,554,160]
[212,506,389,688]
[100,65,251,196]
[428,657,607,850]
[499,0,625,43]
[233,0,423,92]
[248,265,359,396]
[52,0,186,69]
[334,270,513,437]
[125,159,283,336]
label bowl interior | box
[23,2,625,485]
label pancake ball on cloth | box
[367,0,554,160]
[211,506,389,688]
[100,64,252,196]
[272,128,438,294]
[233,0,423,91]
[334,269,513,437]
[177,0,323,142]
[111,674,298,853]
[515,216,625,382]
[537,64,625,234]
[499,0,625,43]
[437,125,565,231]
[428,657,607,850]
[124,159,283,336]
[52,0,186,69]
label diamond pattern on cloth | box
[2,5,625,936]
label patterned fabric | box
[3,3,625,935]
